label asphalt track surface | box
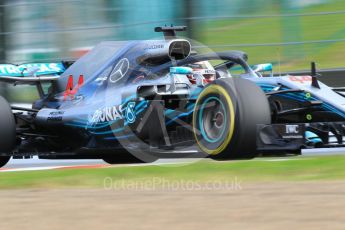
[1,156,205,172]
[1,147,345,172]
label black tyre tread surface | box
[0,96,16,154]
[228,77,271,159]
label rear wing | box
[0,62,66,84]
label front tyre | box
[193,78,271,159]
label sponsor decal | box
[0,63,65,77]
[88,102,136,125]
[47,111,65,122]
[280,124,304,139]
[288,75,312,84]
[125,102,136,123]
[64,75,84,101]
[144,44,164,50]
[286,125,299,134]
[193,69,216,76]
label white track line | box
[260,158,296,162]
[301,147,345,156]
[0,166,61,172]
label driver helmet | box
[186,61,216,84]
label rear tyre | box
[193,78,271,159]
[0,96,16,168]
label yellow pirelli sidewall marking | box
[193,84,235,155]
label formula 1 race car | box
[1,26,345,168]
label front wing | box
[257,122,345,152]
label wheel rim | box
[193,84,236,156]
[199,97,227,143]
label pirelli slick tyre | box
[193,77,271,159]
[0,96,16,168]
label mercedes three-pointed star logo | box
[109,58,130,83]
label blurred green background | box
[1,0,345,101]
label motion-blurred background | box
[0,0,345,101]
